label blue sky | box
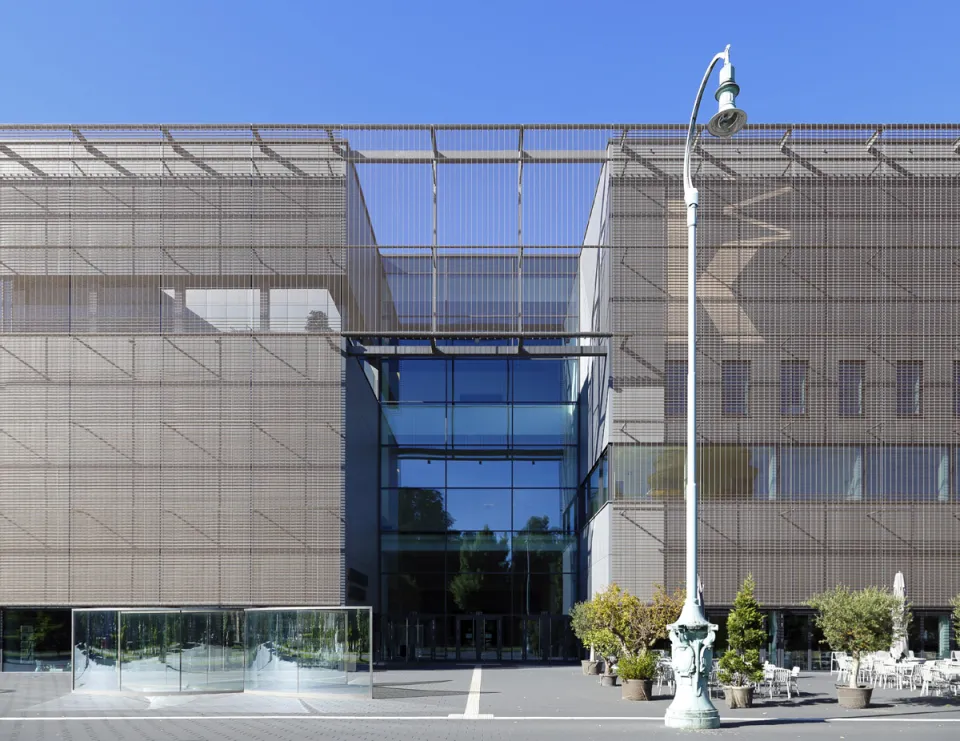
[2,0,956,123]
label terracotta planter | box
[723,685,754,709]
[621,678,654,701]
[581,660,602,675]
[599,674,618,687]
[837,686,872,709]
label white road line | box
[447,665,492,719]
[3,714,960,723]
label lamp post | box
[664,44,747,731]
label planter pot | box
[581,660,602,676]
[837,686,873,709]
[621,678,654,701]
[599,674,619,687]
[723,685,754,709]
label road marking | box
[3,715,960,722]
[447,665,493,719]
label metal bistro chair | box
[768,667,795,699]
[656,661,675,694]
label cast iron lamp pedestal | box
[664,44,747,731]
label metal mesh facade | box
[0,127,348,606]
[607,124,960,609]
[2,123,959,618]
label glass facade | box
[72,608,371,694]
[2,609,71,672]
[605,444,960,502]
[379,356,578,660]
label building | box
[0,124,958,672]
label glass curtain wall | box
[72,608,372,694]
[380,355,579,661]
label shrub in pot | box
[718,574,765,709]
[570,600,603,675]
[807,586,903,709]
[617,651,658,701]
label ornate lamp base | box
[664,605,720,729]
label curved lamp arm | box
[683,45,731,203]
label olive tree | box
[807,586,902,689]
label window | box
[665,361,687,417]
[896,361,922,416]
[839,361,865,417]
[722,361,750,416]
[780,361,807,415]
[780,447,863,501]
[865,447,948,502]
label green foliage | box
[718,574,766,686]
[570,583,682,673]
[448,527,509,611]
[807,586,902,688]
[616,651,659,681]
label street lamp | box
[664,44,747,731]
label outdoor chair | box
[656,662,675,694]
[836,655,852,686]
[789,666,801,696]
[873,661,897,689]
[920,665,951,697]
[767,667,794,699]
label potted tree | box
[718,574,765,708]
[808,586,902,709]
[570,600,602,675]
[617,652,659,700]
[587,583,683,699]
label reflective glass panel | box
[244,609,299,693]
[381,534,447,573]
[453,360,508,402]
[446,489,512,531]
[269,288,341,332]
[780,361,807,415]
[447,456,511,488]
[511,360,570,403]
[185,289,259,331]
[512,405,576,446]
[381,488,450,532]
[180,611,245,692]
[73,610,119,691]
[382,358,449,403]
[780,446,862,500]
[451,405,509,446]
[383,453,446,489]
[513,458,563,488]
[447,571,513,615]
[118,612,180,693]
[513,533,577,574]
[722,361,750,415]
[612,446,775,500]
[839,361,865,417]
[381,404,447,446]
[2,609,70,672]
[665,361,687,417]
[513,489,565,531]
[865,447,948,501]
[896,361,922,416]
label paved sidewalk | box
[0,667,958,740]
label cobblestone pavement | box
[1,667,958,740]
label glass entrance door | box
[480,617,501,661]
[456,616,502,661]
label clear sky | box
[2,0,956,124]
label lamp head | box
[706,59,747,138]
